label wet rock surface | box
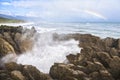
[0,25,36,55]
[0,62,52,80]
[0,25,120,80]
[50,34,120,80]
[0,25,52,80]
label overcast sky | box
[0,0,120,22]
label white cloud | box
[1,2,11,6]
[0,10,12,15]
[26,11,39,17]
[11,1,42,8]
[1,0,120,21]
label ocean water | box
[1,22,120,73]
[1,22,120,38]
[23,22,120,38]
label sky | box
[0,0,120,22]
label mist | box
[1,31,80,73]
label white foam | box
[0,22,34,26]
[16,32,80,73]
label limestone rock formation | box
[0,25,36,56]
[50,34,120,80]
[0,38,15,58]
[0,62,52,80]
[0,25,120,80]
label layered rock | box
[0,62,52,80]
[0,25,120,80]
[0,37,15,58]
[50,34,120,80]
[0,25,53,80]
[0,25,36,56]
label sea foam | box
[16,32,80,73]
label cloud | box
[26,11,39,17]
[11,1,42,8]
[1,0,120,22]
[1,2,11,6]
[0,10,12,15]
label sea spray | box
[16,32,81,73]
[0,54,17,68]
[0,25,80,73]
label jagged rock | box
[14,32,22,53]
[89,70,114,80]
[96,52,112,68]
[50,63,87,80]
[0,25,120,80]
[50,63,73,79]
[22,65,52,80]
[0,70,13,80]
[103,37,114,52]
[99,70,114,80]
[3,32,20,54]
[110,48,118,56]
[0,25,22,33]
[117,39,120,49]
[62,76,78,80]
[86,61,105,74]
[0,25,35,55]
[3,62,52,80]
[3,32,13,42]
[5,62,22,71]
[89,71,101,80]
[112,39,120,49]
[11,70,25,80]
[103,37,114,47]
[66,54,78,64]
[0,38,15,57]
[109,56,120,79]
[50,34,120,80]
[72,65,87,73]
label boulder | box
[3,62,52,80]
[22,65,52,80]
[117,39,120,49]
[50,63,87,80]
[11,70,25,80]
[0,70,13,80]
[3,32,20,54]
[110,48,118,56]
[0,25,22,33]
[0,38,15,57]
[49,34,120,80]
[66,54,78,64]
[89,71,101,80]
[0,25,35,54]
[103,37,114,47]
[86,61,105,74]
[96,52,112,68]
[99,70,114,80]
[109,56,120,79]
[5,62,22,71]
[14,32,22,53]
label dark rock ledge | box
[50,34,120,80]
[0,25,119,80]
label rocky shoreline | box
[0,25,120,80]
